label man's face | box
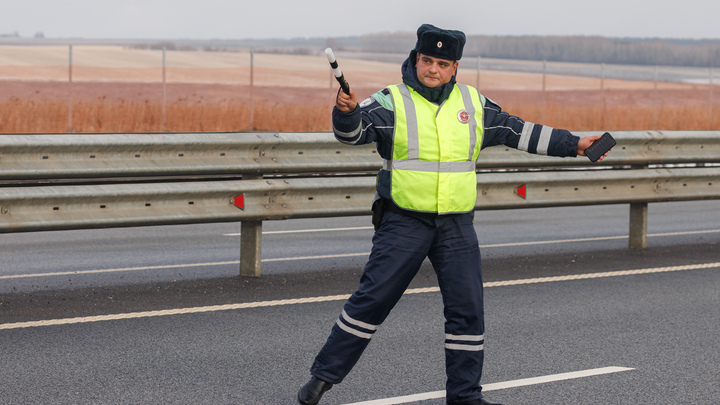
[415,53,459,88]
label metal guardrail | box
[1,131,719,276]
[2,131,720,180]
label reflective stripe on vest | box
[386,83,484,214]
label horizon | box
[2,0,720,42]
[2,32,719,45]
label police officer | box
[298,24,608,405]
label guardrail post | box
[629,202,648,249]
[628,164,649,249]
[240,173,263,277]
[240,220,262,277]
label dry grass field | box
[1,45,718,133]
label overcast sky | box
[3,0,720,40]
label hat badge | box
[437,41,443,48]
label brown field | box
[2,80,717,133]
[1,46,718,133]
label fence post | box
[240,173,263,277]
[162,47,167,132]
[542,59,547,123]
[709,67,714,128]
[601,63,606,129]
[653,66,659,130]
[249,48,254,130]
[68,44,73,133]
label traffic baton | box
[325,48,350,95]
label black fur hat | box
[414,24,466,61]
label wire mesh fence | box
[1,45,718,134]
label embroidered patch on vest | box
[457,110,470,124]
[359,97,375,108]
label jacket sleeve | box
[332,90,395,160]
[332,90,394,145]
[480,97,579,158]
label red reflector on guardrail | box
[516,184,527,199]
[233,194,245,210]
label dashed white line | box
[341,367,635,405]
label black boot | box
[297,376,332,405]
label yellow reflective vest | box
[386,83,484,214]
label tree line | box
[356,32,720,67]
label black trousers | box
[310,210,487,403]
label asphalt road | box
[1,201,719,404]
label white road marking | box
[223,227,720,239]
[341,367,635,405]
[223,226,374,236]
[479,235,625,248]
[0,294,353,331]
[484,261,720,286]
[0,261,239,280]
[264,252,370,262]
[3,228,718,280]
[1,262,718,330]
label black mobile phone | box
[584,132,616,162]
